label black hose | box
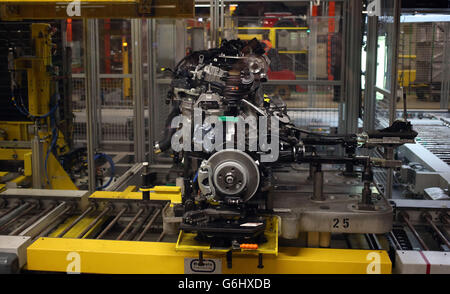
[156,101,181,153]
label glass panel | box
[374,91,389,127]
[375,0,395,92]
[374,0,396,128]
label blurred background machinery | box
[0,0,448,274]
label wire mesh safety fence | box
[72,75,135,144]
[398,22,449,108]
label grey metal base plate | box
[270,166,393,238]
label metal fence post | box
[84,18,100,193]
[132,19,146,163]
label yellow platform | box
[27,238,391,274]
[90,186,181,204]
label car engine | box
[155,38,418,249]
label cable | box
[44,123,58,188]
[10,86,60,120]
[193,172,198,183]
[41,92,61,188]
[12,86,115,191]
[93,153,115,190]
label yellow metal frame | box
[48,215,108,239]
[26,238,391,274]
[0,121,33,141]
[398,69,416,87]
[10,175,28,185]
[0,148,31,161]
[0,147,76,190]
[23,152,32,176]
[279,50,308,54]
[24,189,391,274]
[237,33,263,41]
[46,153,78,190]
[0,0,194,19]
[122,37,131,99]
[90,186,182,204]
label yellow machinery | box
[122,37,131,99]
[0,182,392,274]
[27,238,391,274]
[0,0,393,275]
[0,185,391,274]
[0,23,77,190]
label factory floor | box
[396,94,442,109]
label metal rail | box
[157,231,165,242]
[401,212,430,251]
[423,214,450,249]
[127,208,154,241]
[8,204,56,236]
[56,206,94,238]
[0,202,31,227]
[0,203,20,219]
[135,207,162,241]
[116,208,144,240]
[76,206,112,239]
[388,231,403,250]
[36,206,73,239]
[21,203,72,238]
[96,207,127,239]
[0,203,37,232]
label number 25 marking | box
[333,218,350,229]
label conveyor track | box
[414,123,450,165]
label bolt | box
[225,175,234,184]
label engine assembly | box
[155,38,418,250]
